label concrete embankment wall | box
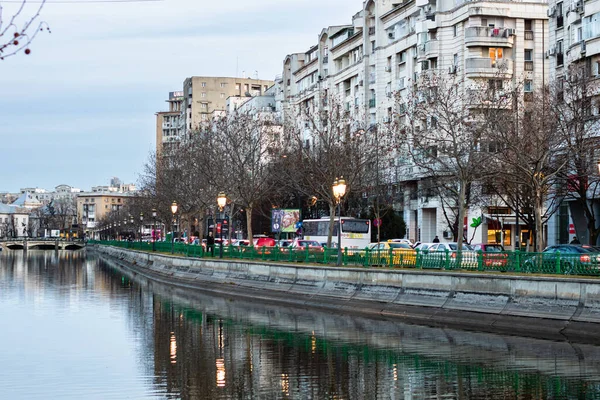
[92,245,600,343]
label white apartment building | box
[546,0,600,245]
[280,0,549,248]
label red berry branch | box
[0,0,50,60]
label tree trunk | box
[327,203,336,248]
[534,190,544,252]
[246,204,253,245]
[456,181,467,251]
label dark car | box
[471,243,509,267]
[523,245,600,275]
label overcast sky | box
[0,0,361,193]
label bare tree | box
[487,86,566,251]
[553,64,600,245]
[213,111,283,244]
[400,71,500,250]
[0,0,50,59]
[279,95,382,247]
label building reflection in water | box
[5,251,600,399]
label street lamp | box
[171,201,178,254]
[129,216,134,241]
[139,213,144,243]
[332,177,347,266]
[217,192,227,259]
[152,209,157,251]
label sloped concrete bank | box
[92,245,600,344]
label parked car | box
[414,242,435,251]
[522,245,600,274]
[368,241,416,266]
[421,242,477,269]
[290,239,324,251]
[471,243,509,268]
[277,239,293,247]
[256,237,277,247]
[388,238,414,246]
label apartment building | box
[546,0,600,245]
[155,91,184,156]
[182,76,274,134]
[76,192,133,235]
[280,0,549,248]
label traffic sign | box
[373,218,382,227]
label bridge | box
[0,239,86,251]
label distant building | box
[182,76,274,134]
[76,192,133,238]
[0,203,30,238]
[156,91,184,156]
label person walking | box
[206,231,215,256]
[432,235,440,243]
[570,236,581,244]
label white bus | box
[302,217,371,249]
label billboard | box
[271,209,300,233]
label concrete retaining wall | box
[92,245,600,344]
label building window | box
[556,40,564,66]
[397,51,406,64]
[524,49,532,61]
[524,80,533,92]
[453,24,458,37]
[201,92,206,97]
[488,79,503,90]
[220,82,226,88]
[236,84,240,91]
[557,2,564,29]
[453,53,458,66]
[220,93,225,99]
[489,48,503,65]
[201,82,206,87]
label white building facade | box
[279,0,549,248]
[546,0,600,245]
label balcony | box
[417,40,439,60]
[465,27,514,48]
[524,30,534,40]
[465,57,513,77]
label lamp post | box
[129,216,134,241]
[152,209,157,251]
[332,177,347,266]
[139,213,144,243]
[217,192,227,259]
[171,201,178,254]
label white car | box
[389,238,413,246]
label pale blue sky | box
[0,0,360,192]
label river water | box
[1,250,600,399]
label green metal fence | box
[89,240,600,277]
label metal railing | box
[90,240,600,277]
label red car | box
[471,243,509,267]
[255,237,277,247]
[290,239,324,251]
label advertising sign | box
[271,209,300,233]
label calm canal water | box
[2,250,600,399]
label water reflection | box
[1,250,600,399]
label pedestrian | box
[570,236,580,244]
[432,235,440,243]
[206,231,215,256]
